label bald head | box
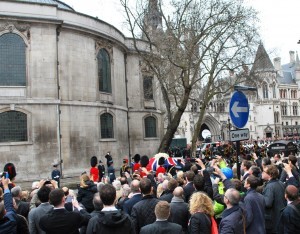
[173,186,184,197]
[285,185,299,201]
[130,180,140,193]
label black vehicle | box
[268,140,298,157]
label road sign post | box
[229,90,250,179]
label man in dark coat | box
[39,188,90,234]
[243,175,266,234]
[131,178,159,233]
[183,171,195,202]
[169,187,189,233]
[262,165,286,234]
[97,160,105,182]
[86,184,135,234]
[140,201,182,234]
[219,188,245,234]
[278,185,300,234]
[123,180,142,215]
[104,152,112,167]
[159,178,178,203]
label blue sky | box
[63,0,299,63]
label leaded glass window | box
[97,49,111,93]
[145,116,157,138]
[0,111,27,142]
[0,33,26,86]
[143,76,153,100]
[100,113,114,138]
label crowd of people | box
[0,150,300,234]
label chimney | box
[273,57,281,71]
[289,51,295,64]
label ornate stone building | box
[0,0,164,179]
[180,45,300,144]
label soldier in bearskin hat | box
[156,157,166,177]
[132,154,141,173]
[90,156,99,182]
[140,155,149,178]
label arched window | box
[263,83,268,99]
[272,85,276,98]
[0,33,26,86]
[100,113,114,138]
[97,49,111,93]
[0,111,27,142]
[145,116,157,138]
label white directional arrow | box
[231,101,248,118]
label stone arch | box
[198,114,221,141]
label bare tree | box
[121,0,260,153]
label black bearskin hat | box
[4,163,17,180]
[158,157,165,166]
[90,156,98,167]
[133,154,141,163]
[140,155,149,167]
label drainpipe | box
[56,25,63,177]
[124,53,132,164]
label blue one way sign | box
[229,91,249,128]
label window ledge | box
[0,141,33,146]
[99,138,116,142]
[144,137,159,141]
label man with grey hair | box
[219,188,245,234]
[123,180,142,215]
[169,186,189,232]
[11,185,30,219]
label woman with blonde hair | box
[188,192,214,234]
[77,173,97,212]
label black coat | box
[123,194,143,215]
[131,195,159,233]
[77,181,98,213]
[188,212,211,234]
[140,220,183,234]
[159,190,173,203]
[278,199,300,234]
[183,182,195,203]
[219,205,245,234]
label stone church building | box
[0,0,164,179]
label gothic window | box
[0,33,26,86]
[145,116,157,138]
[292,102,298,116]
[143,76,153,100]
[281,102,287,116]
[97,48,111,93]
[100,113,114,138]
[0,111,27,142]
[263,83,268,99]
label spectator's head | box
[249,166,261,178]
[100,184,116,206]
[11,186,22,198]
[112,179,121,191]
[193,174,204,191]
[31,181,39,190]
[155,201,170,219]
[262,165,279,181]
[157,173,164,183]
[244,175,259,190]
[80,174,90,188]
[190,165,198,175]
[288,155,297,167]
[231,179,243,192]
[3,163,17,181]
[242,160,252,171]
[167,178,178,192]
[49,188,65,207]
[62,187,69,196]
[140,178,152,195]
[173,186,184,198]
[224,188,240,207]
[189,192,214,216]
[185,171,195,182]
[120,177,128,185]
[97,182,105,192]
[130,180,140,193]
[262,157,271,168]
[37,186,51,203]
[121,184,131,197]
[285,185,299,202]
[93,193,103,211]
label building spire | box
[251,44,275,73]
[142,0,162,40]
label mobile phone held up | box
[0,171,9,179]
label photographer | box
[0,175,17,233]
[279,155,300,187]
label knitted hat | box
[221,167,233,180]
